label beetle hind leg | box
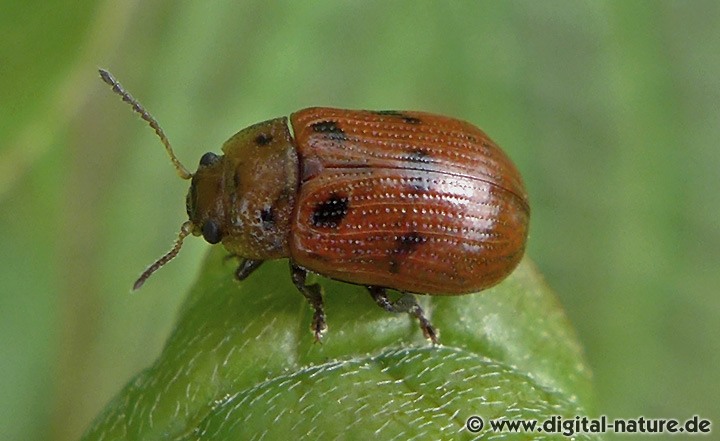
[290,263,327,342]
[368,286,438,344]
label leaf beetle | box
[99,69,529,343]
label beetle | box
[99,69,529,343]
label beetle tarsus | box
[235,259,264,281]
[290,263,327,342]
[368,286,438,344]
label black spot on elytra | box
[260,207,274,229]
[403,115,422,124]
[255,133,273,146]
[395,232,427,253]
[373,110,422,125]
[311,120,347,141]
[311,193,349,228]
[388,260,400,274]
[406,179,430,194]
[388,232,426,273]
[406,148,431,163]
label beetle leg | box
[290,263,327,342]
[235,259,264,281]
[367,286,438,344]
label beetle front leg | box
[368,286,438,344]
[290,263,327,342]
[235,259,264,281]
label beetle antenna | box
[99,68,192,180]
[133,221,193,290]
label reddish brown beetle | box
[100,69,529,343]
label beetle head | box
[99,68,225,290]
[186,151,227,245]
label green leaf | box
[83,249,596,440]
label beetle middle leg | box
[368,286,438,344]
[290,263,327,342]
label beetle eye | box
[202,220,222,244]
[199,152,220,167]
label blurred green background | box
[1,1,718,440]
